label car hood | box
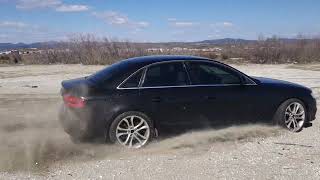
[252,76,310,90]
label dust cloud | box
[147,125,283,153]
[0,96,284,172]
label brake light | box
[63,94,85,108]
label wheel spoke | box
[116,132,129,138]
[117,127,129,131]
[287,120,293,128]
[130,116,135,127]
[123,118,130,127]
[292,119,297,129]
[289,105,294,113]
[124,134,131,145]
[295,104,300,113]
[136,125,148,132]
[134,119,144,129]
[133,134,142,144]
[285,116,291,123]
[135,131,147,140]
[291,120,296,130]
[129,135,134,147]
[295,111,305,116]
[293,104,297,113]
[292,120,296,129]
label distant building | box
[0,50,21,63]
[0,50,11,55]
[19,48,42,55]
[147,48,164,53]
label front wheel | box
[109,111,154,148]
[273,98,306,132]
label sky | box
[0,0,319,43]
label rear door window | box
[142,62,189,87]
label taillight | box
[63,94,85,108]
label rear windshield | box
[87,61,130,84]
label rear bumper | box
[59,104,93,139]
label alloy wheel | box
[284,102,305,132]
[116,115,150,148]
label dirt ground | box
[0,63,319,180]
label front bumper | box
[307,96,317,122]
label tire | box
[108,111,154,148]
[273,98,307,132]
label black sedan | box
[59,55,317,148]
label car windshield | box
[87,61,129,84]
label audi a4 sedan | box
[59,55,317,148]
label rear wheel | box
[109,111,154,148]
[273,98,306,132]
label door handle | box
[151,97,161,102]
[205,96,216,101]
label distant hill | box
[198,38,257,45]
[0,43,29,51]
[0,42,59,51]
[0,38,314,51]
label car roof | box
[120,55,215,66]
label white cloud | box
[55,4,89,12]
[0,21,50,33]
[135,21,149,28]
[208,34,221,38]
[167,18,177,22]
[16,0,62,9]
[93,11,150,29]
[222,22,233,27]
[211,22,234,28]
[16,0,88,13]
[93,11,129,25]
[168,18,198,28]
[0,21,28,28]
[173,22,196,27]
[0,21,67,43]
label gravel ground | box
[0,63,319,180]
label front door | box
[139,61,197,133]
[185,61,257,128]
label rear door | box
[139,61,198,132]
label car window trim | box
[118,83,257,90]
[117,59,257,90]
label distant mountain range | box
[198,38,257,44]
[0,38,313,51]
[0,42,59,51]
